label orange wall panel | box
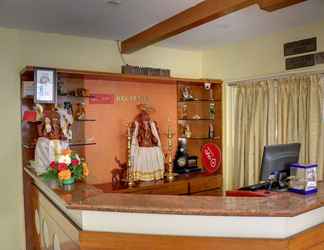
[84,80,177,184]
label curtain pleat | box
[231,74,324,189]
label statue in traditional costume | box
[130,104,165,181]
[32,105,71,175]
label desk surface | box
[26,168,324,217]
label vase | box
[47,179,59,190]
[62,177,75,191]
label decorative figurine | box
[192,114,201,120]
[37,107,64,140]
[64,102,73,115]
[57,105,73,141]
[208,123,214,139]
[184,124,192,138]
[181,86,194,101]
[209,103,216,120]
[33,106,69,175]
[74,102,86,120]
[111,157,128,188]
[76,88,91,97]
[181,103,188,119]
[130,104,164,182]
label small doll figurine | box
[74,102,86,120]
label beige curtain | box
[231,74,324,189]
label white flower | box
[58,155,71,166]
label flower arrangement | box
[41,149,89,185]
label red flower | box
[58,163,68,172]
[50,161,56,170]
[71,159,79,166]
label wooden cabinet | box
[28,185,80,250]
[176,81,222,175]
[94,173,223,196]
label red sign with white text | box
[201,143,222,174]
[89,94,115,104]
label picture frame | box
[34,67,57,104]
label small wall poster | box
[34,68,56,103]
[89,94,115,104]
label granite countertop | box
[27,168,324,217]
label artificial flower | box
[49,161,56,170]
[58,169,71,181]
[58,163,68,172]
[83,163,89,177]
[62,149,72,156]
[58,154,71,166]
[71,159,79,166]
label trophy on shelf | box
[209,103,215,120]
[181,86,194,101]
[181,103,188,119]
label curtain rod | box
[226,68,324,86]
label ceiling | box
[159,0,324,50]
[0,0,323,50]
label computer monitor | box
[260,143,301,181]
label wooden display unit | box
[176,81,222,172]
[20,66,223,250]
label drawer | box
[134,181,189,195]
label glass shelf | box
[178,99,216,103]
[178,136,221,140]
[178,118,214,121]
[75,119,96,122]
[70,142,96,147]
[58,94,93,98]
[23,141,96,149]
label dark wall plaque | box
[286,54,315,70]
[284,37,317,57]
[315,52,324,65]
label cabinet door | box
[38,191,80,250]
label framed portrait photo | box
[34,68,57,104]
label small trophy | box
[209,103,215,120]
[181,87,194,101]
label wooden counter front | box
[25,168,324,250]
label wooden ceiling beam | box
[257,0,306,11]
[121,0,307,54]
[121,0,256,54]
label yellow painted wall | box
[0,27,202,250]
[202,20,324,81]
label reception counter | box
[25,168,324,250]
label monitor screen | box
[260,143,301,181]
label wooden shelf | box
[20,65,223,85]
